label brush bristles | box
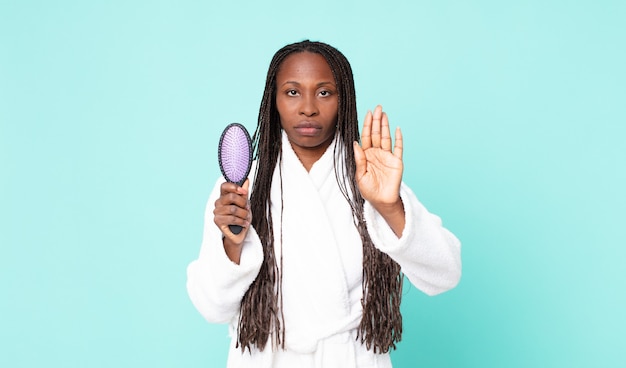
[219,123,252,186]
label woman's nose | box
[299,94,319,117]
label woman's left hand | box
[354,105,406,236]
[354,105,403,206]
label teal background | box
[1,0,624,367]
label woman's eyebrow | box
[280,81,336,87]
[280,81,301,86]
[317,81,336,87]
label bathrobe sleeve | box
[186,177,264,324]
[364,183,462,296]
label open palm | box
[354,105,404,206]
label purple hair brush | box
[218,123,253,235]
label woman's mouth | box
[294,122,321,136]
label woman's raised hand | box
[354,105,403,205]
[354,105,406,236]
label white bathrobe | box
[187,131,462,368]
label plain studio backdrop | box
[1,1,624,367]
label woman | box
[187,40,461,368]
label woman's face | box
[275,51,338,163]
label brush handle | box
[229,224,243,235]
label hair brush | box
[217,123,253,235]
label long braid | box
[237,46,287,352]
[238,40,403,354]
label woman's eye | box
[319,90,330,96]
[287,90,298,96]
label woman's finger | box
[381,111,391,151]
[361,110,372,149]
[371,105,382,148]
[214,203,250,234]
[219,181,240,196]
[394,126,403,160]
[353,141,367,181]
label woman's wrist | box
[223,236,243,264]
[373,198,406,237]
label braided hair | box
[237,40,403,354]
